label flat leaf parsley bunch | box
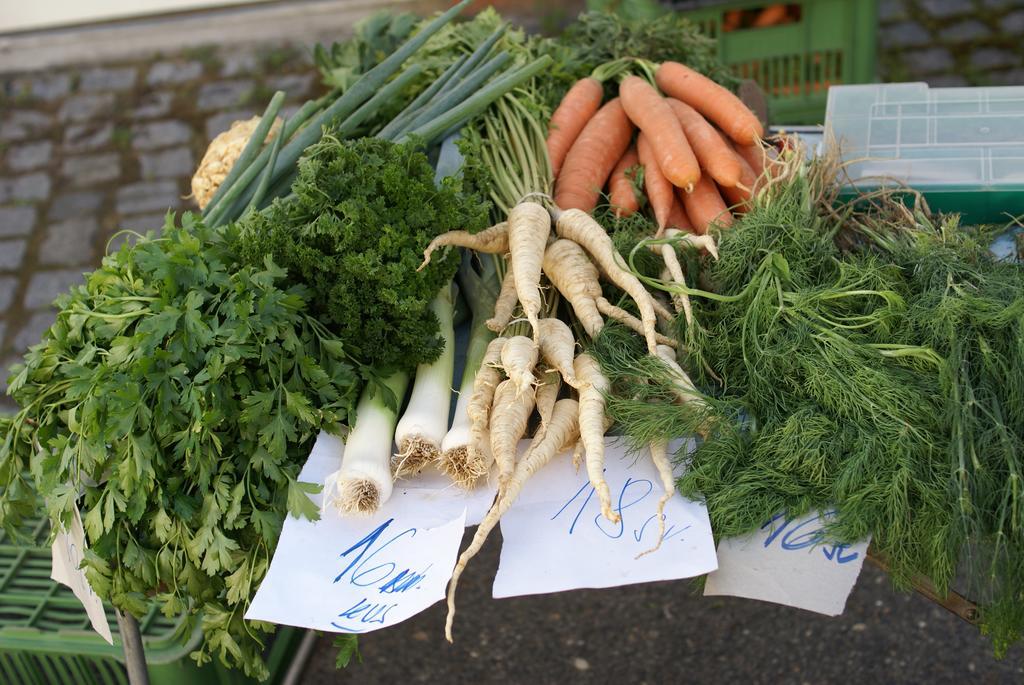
[0,213,359,678]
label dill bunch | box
[594,163,1024,653]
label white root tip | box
[636,492,672,559]
[572,441,585,472]
[392,437,440,478]
[439,446,489,489]
[597,483,620,524]
[334,478,382,516]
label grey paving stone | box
[0,239,28,271]
[8,73,72,102]
[119,212,171,235]
[63,122,113,153]
[197,79,254,111]
[131,120,192,150]
[132,92,174,120]
[12,311,56,352]
[919,0,974,17]
[0,275,18,311]
[0,110,51,142]
[0,324,6,353]
[942,19,988,42]
[0,206,36,237]
[116,180,181,215]
[266,73,315,100]
[903,47,956,75]
[0,173,51,203]
[48,191,103,221]
[24,269,84,310]
[971,48,1019,70]
[39,217,99,267]
[927,74,970,87]
[139,148,194,179]
[80,66,137,92]
[58,93,116,123]
[220,48,259,77]
[880,21,932,48]
[1005,9,1024,32]
[878,0,907,22]
[61,153,121,187]
[6,141,53,172]
[991,68,1024,85]
[146,60,203,86]
[205,109,256,140]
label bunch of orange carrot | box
[548,60,777,236]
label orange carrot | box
[637,133,675,230]
[718,135,757,212]
[678,177,733,235]
[735,141,779,181]
[753,4,789,27]
[608,146,640,217]
[618,76,700,191]
[547,77,605,177]
[656,61,764,146]
[665,98,742,188]
[665,197,693,231]
[554,98,633,212]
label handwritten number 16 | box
[760,512,859,564]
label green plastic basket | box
[670,0,878,124]
[0,512,301,685]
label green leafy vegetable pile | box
[594,163,1024,654]
[233,134,487,374]
[0,214,358,678]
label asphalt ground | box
[302,526,1024,684]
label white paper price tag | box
[247,432,492,633]
[493,439,717,597]
[704,509,870,616]
[51,505,113,644]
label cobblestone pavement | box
[0,43,325,411]
[880,0,1024,86]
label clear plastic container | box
[824,82,1024,224]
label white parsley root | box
[507,201,551,340]
[533,367,562,444]
[418,221,510,271]
[490,378,537,488]
[536,317,580,388]
[552,208,659,353]
[595,297,679,348]
[574,353,618,523]
[486,268,518,333]
[446,397,580,641]
[542,239,604,338]
[500,335,539,397]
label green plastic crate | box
[0,512,301,685]
[670,0,878,124]
[825,82,1024,225]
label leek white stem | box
[325,370,410,516]
[393,285,456,477]
[439,253,500,486]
